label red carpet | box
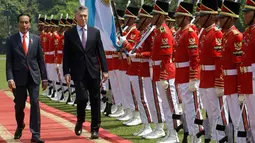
[0,90,132,143]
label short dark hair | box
[17,14,31,23]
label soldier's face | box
[19,15,31,34]
[244,11,255,25]
[175,16,184,27]
[218,16,228,29]
[199,15,209,28]
[75,9,88,27]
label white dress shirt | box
[76,24,87,46]
[19,31,30,49]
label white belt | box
[131,58,140,62]
[252,64,255,72]
[106,55,113,59]
[240,66,252,73]
[45,51,55,55]
[175,62,190,68]
[57,51,63,54]
[112,54,119,58]
[153,60,161,66]
[223,69,237,76]
[141,59,150,62]
[200,65,216,71]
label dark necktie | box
[81,28,86,49]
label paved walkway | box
[0,90,132,143]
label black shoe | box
[31,138,45,143]
[205,138,211,143]
[90,131,99,139]
[103,102,109,114]
[74,122,82,136]
[182,132,189,143]
[105,103,112,117]
[14,123,25,139]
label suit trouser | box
[157,79,179,131]
[13,72,41,140]
[178,82,202,136]
[118,70,133,109]
[131,76,152,123]
[73,72,101,132]
[200,88,228,140]
[226,94,247,143]
[109,70,122,105]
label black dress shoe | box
[90,131,99,139]
[74,122,82,136]
[14,123,25,139]
[31,138,45,143]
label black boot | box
[205,138,211,143]
[103,102,109,115]
[182,132,189,143]
[105,103,112,117]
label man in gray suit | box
[6,14,47,143]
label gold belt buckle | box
[223,70,227,76]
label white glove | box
[238,95,246,105]
[188,80,197,92]
[215,87,224,97]
[128,51,136,57]
[119,36,127,45]
[159,80,169,90]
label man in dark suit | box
[63,6,108,139]
[6,14,47,143]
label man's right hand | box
[8,80,16,89]
[65,74,71,86]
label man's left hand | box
[102,72,109,83]
[42,80,48,91]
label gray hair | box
[74,5,88,14]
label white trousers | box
[200,88,228,141]
[157,79,179,131]
[226,94,246,143]
[131,76,152,123]
[128,76,139,111]
[178,82,202,136]
[46,63,58,81]
[108,70,122,105]
[118,71,133,109]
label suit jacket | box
[6,32,47,86]
[63,26,108,80]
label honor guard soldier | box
[194,3,202,35]
[120,6,142,126]
[197,0,228,142]
[174,2,202,143]
[44,18,54,97]
[143,1,179,142]
[218,1,246,142]
[239,0,255,140]
[52,16,66,102]
[128,4,154,137]
[166,12,176,36]
[113,7,141,126]
[48,18,60,100]
[103,9,125,117]
[38,14,45,36]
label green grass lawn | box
[0,54,215,143]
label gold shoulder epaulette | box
[232,30,239,35]
[160,26,165,33]
[189,27,194,32]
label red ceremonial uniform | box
[135,28,155,77]
[44,32,51,63]
[55,33,64,64]
[119,24,140,73]
[199,24,223,88]
[151,23,175,81]
[221,26,243,95]
[174,24,200,84]
[47,32,59,64]
[238,25,255,94]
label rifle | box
[130,25,156,54]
